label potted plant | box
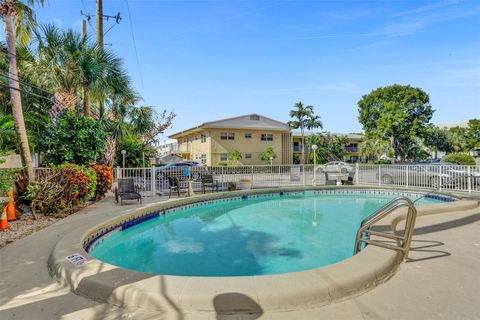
[227,182,236,191]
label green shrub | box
[443,153,476,166]
[39,110,107,166]
[373,159,392,164]
[115,138,157,167]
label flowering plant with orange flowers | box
[90,164,113,200]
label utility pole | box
[96,0,103,48]
[82,19,87,40]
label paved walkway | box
[1,194,479,320]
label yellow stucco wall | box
[175,128,292,165]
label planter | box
[238,179,252,190]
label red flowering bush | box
[90,164,113,200]
[57,163,96,207]
[25,164,97,215]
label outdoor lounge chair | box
[168,176,188,198]
[115,178,142,206]
[200,174,219,194]
[324,172,337,185]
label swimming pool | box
[89,190,448,276]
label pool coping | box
[47,186,480,313]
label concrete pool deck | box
[1,188,480,319]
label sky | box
[3,0,480,139]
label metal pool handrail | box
[354,197,418,260]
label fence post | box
[378,166,381,186]
[303,165,306,186]
[406,166,409,188]
[468,166,472,193]
[116,166,121,179]
[251,166,254,187]
[278,165,281,187]
[151,165,156,196]
[355,163,359,185]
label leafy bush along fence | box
[26,164,113,216]
[442,153,476,166]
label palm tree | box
[287,102,322,164]
[79,44,125,118]
[33,25,128,119]
[1,0,44,182]
[359,137,391,162]
[33,25,82,120]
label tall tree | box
[423,126,451,159]
[288,102,322,164]
[446,126,468,153]
[466,119,480,151]
[0,0,44,182]
[358,84,433,161]
[33,25,128,119]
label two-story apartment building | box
[169,114,293,166]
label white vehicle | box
[321,161,354,173]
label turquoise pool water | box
[89,191,444,276]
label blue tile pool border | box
[83,188,457,253]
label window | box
[245,133,252,139]
[200,154,207,164]
[250,115,260,120]
[220,132,235,140]
[201,134,207,143]
[245,153,252,159]
[261,133,273,141]
[293,141,300,151]
[220,154,228,161]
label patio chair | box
[115,178,142,206]
[201,174,219,194]
[168,176,188,198]
[324,172,336,185]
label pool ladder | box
[354,197,418,260]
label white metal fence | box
[114,165,326,195]
[114,163,480,195]
[356,164,480,193]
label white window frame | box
[261,133,273,141]
[220,132,235,140]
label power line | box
[80,0,96,32]
[0,72,54,96]
[0,82,53,102]
[125,0,144,89]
